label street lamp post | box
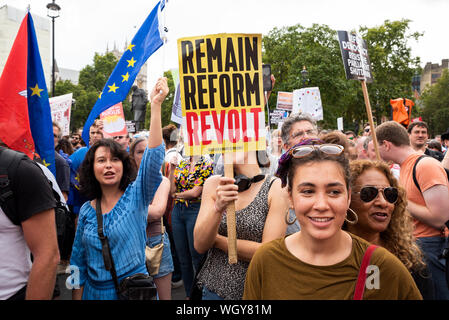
[47,0,61,98]
[301,65,309,88]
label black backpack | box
[0,147,68,243]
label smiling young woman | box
[243,139,423,300]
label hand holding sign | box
[214,177,239,213]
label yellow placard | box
[177,33,266,156]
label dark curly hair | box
[79,139,137,200]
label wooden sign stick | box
[224,152,238,264]
[361,80,381,161]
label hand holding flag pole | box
[82,0,167,145]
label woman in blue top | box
[69,78,168,300]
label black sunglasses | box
[355,186,398,204]
[113,136,125,140]
[234,174,265,192]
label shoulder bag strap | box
[95,197,121,295]
[353,244,378,300]
[412,155,428,193]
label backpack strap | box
[412,155,427,193]
[0,147,28,225]
[353,244,378,300]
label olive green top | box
[243,233,422,300]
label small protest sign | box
[171,69,183,125]
[50,93,72,136]
[337,31,373,83]
[337,117,344,131]
[276,91,293,111]
[125,120,136,133]
[100,102,127,137]
[292,87,323,121]
[177,33,266,156]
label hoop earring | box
[285,209,297,225]
[345,208,358,225]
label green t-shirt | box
[243,233,422,300]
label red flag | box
[0,14,35,158]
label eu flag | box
[82,0,166,145]
[0,11,55,176]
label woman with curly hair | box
[345,159,434,299]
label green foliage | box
[420,69,449,136]
[262,20,421,133]
[145,70,177,129]
[54,52,137,132]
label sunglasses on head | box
[355,186,398,204]
[364,128,370,133]
[234,174,265,192]
[289,143,344,158]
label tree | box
[360,19,422,124]
[262,20,421,132]
[55,52,137,132]
[420,69,449,136]
[145,70,176,129]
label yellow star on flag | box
[30,84,43,97]
[126,43,136,52]
[108,83,119,93]
[121,72,130,82]
[127,57,136,68]
[42,159,50,167]
[99,92,103,99]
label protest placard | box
[337,30,380,160]
[50,93,72,136]
[177,33,266,264]
[177,33,266,157]
[171,69,183,125]
[276,91,293,111]
[337,31,373,83]
[292,87,323,121]
[100,102,127,137]
[125,120,136,133]
[337,117,344,131]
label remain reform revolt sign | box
[177,33,266,156]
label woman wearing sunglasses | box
[344,160,433,299]
[243,139,422,300]
[193,151,290,300]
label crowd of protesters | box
[2,75,449,301]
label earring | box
[285,209,297,225]
[345,208,358,225]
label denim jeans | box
[416,236,449,300]
[202,286,224,300]
[171,201,204,297]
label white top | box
[0,207,32,299]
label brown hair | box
[347,160,426,272]
[321,130,353,160]
[375,121,410,147]
[162,124,178,148]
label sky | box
[1,0,448,92]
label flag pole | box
[360,80,381,161]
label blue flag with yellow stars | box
[27,13,56,176]
[82,0,166,145]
